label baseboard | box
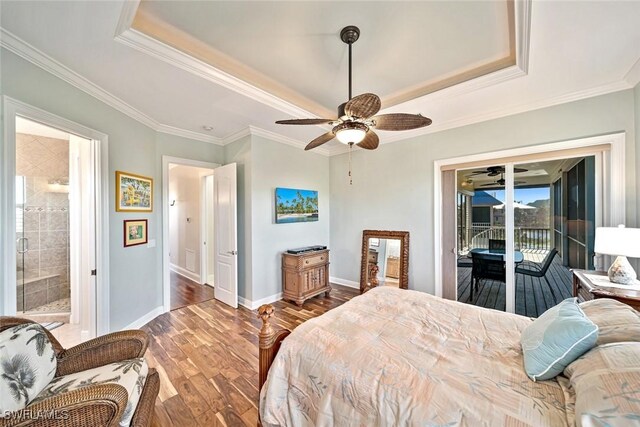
[238,292,283,310]
[329,276,360,289]
[123,306,164,330]
[170,263,201,283]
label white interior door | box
[213,163,238,308]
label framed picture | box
[124,219,148,247]
[116,171,153,212]
[275,187,318,224]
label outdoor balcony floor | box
[457,249,573,317]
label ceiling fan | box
[481,173,526,187]
[275,26,432,151]
[470,166,528,177]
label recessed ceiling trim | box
[116,10,334,120]
[120,0,530,117]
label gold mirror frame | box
[360,230,410,293]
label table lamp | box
[594,225,640,284]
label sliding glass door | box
[454,156,597,317]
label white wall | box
[330,89,637,295]
[1,48,224,330]
[168,165,208,279]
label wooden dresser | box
[282,249,331,306]
[573,269,640,311]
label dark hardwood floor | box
[145,284,359,426]
[170,271,216,311]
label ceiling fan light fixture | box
[335,122,367,144]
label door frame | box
[201,174,215,286]
[162,156,220,312]
[433,132,626,306]
[1,96,110,336]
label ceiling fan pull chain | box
[348,142,353,185]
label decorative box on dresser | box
[282,249,331,306]
[572,269,640,311]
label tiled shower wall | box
[16,132,70,312]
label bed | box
[257,287,572,426]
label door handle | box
[16,237,28,254]
[227,250,238,255]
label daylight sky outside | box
[483,187,550,205]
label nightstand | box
[572,269,640,311]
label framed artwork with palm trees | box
[275,188,318,224]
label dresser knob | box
[305,260,309,264]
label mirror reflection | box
[366,238,402,288]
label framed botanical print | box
[116,171,153,212]
[124,219,148,247]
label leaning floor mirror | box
[360,230,410,293]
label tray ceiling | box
[133,0,514,117]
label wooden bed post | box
[258,304,291,391]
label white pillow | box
[0,323,57,413]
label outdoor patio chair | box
[470,252,506,300]
[515,248,559,301]
[488,239,506,252]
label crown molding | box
[114,26,325,121]
[327,79,633,156]
[0,27,159,130]
[0,27,227,145]
[624,56,640,87]
[220,125,332,156]
[156,123,223,145]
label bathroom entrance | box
[13,116,99,346]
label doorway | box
[455,156,595,316]
[2,97,109,346]
[168,164,216,310]
[435,133,625,316]
[162,156,238,311]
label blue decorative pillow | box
[521,298,598,381]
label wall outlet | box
[147,239,156,248]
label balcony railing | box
[467,226,551,251]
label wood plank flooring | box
[170,271,216,311]
[457,250,573,317]
[145,284,359,426]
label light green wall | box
[1,48,223,330]
[250,136,330,301]
[329,89,637,294]
[225,135,331,303]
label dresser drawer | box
[302,253,327,268]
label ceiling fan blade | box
[305,132,334,151]
[487,171,500,177]
[480,183,499,187]
[356,130,379,150]
[514,167,528,173]
[372,113,432,131]
[276,118,335,125]
[345,93,381,119]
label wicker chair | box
[0,317,159,427]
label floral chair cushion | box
[0,323,57,412]
[32,358,148,427]
[564,342,640,426]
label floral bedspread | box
[260,287,569,426]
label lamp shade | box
[594,225,640,258]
